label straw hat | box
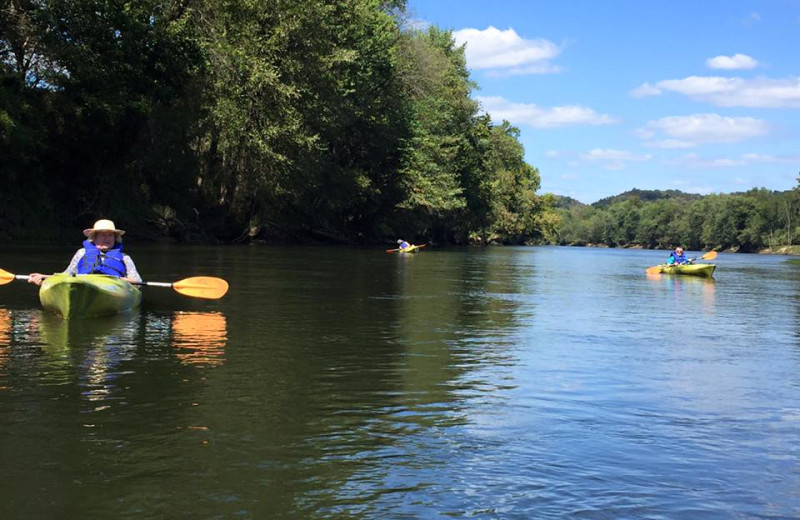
[83,219,125,238]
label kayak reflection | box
[171,311,227,367]
[38,312,141,405]
[647,273,716,314]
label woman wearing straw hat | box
[28,219,142,286]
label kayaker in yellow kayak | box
[667,246,693,266]
[397,239,411,249]
[28,219,142,286]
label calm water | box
[1,245,799,519]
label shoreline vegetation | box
[2,2,798,252]
[582,243,800,256]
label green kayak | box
[655,264,716,277]
[39,274,142,318]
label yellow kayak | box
[653,264,716,277]
[398,244,426,254]
[39,274,142,318]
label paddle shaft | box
[135,281,172,288]
[1,268,227,299]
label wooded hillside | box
[1,0,556,245]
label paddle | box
[0,268,38,285]
[386,244,426,254]
[133,277,229,299]
[0,269,229,299]
[645,251,717,274]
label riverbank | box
[759,245,800,255]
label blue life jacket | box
[77,239,127,277]
[668,250,688,265]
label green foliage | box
[555,188,800,252]
[1,0,551,244]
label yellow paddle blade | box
[701,251,718,260]
[172,277,229,299]
[645,265,663,274]
[0,268,17,285]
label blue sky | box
[405,0,800,203]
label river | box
[0,245,798,518]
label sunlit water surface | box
[1,245,798,519]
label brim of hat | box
[84,228,126,237]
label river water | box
[0,245,798,519]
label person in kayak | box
[397,239,411,249]
[667,246,692,265]
[28,219,143,286]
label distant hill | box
[551,195,587,209]
[591,188,704,209]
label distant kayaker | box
[397,239,411,249]
[667,247,692,265]
[28,219,143,286]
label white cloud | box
[477,95,617,128]
[630,76,800,108]
[453,26,562,75]
[665,152,800,169]
[630,82,662,98]
[579,149,652,170]
[706,54,758,70]
[636,113,770,148]
[742,12,761,26]
[643,139,697,150]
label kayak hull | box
[399,244,425,254]
[39,274,142,318]
[658,264,716,277]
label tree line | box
[553,186,800,253]
[1,0,552,245]
[4,1,795,252]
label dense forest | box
[2,1,797,252]
[554,187,800,253]
[1,0,554,245]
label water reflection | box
[2,246,800,518]
[646,273,716,314]
[0,308,227,406]
[38,313,141,408]
[0,309,9,388]
[171,311,227,367]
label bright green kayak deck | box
[39,274,142,318]
[654,264,716,277]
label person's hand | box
[28,273,46,286]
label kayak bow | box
[39,274,142,318]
